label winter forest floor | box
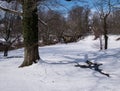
[0,35,120,91]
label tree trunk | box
[103,17,108,50]
[99,35,103,50]
[19,0,40,67]
[4,46,8,57]
[4,43,10,57]
[104,34,108,49]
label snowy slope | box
[0,35,120,91]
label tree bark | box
[19,0,40,67]
[4,47,8,57]
[99,35,103,50]
[103,16,108,50]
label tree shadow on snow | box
[39,48,120,79]
[40,48,120,68]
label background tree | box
[108,9,120,34]
[92,12,103,50]
[82,6,91,35]
[92,0,120,49]
[0,1,21,56]
[38,9,67,45]
[46,10,66,44]
[67,6,90,41]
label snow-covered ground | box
[0,35,120,91]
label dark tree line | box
[1,4,120,46]
[37,5,91,44]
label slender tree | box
[92,0,120,49]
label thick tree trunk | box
[19,0,40,67]
[20,45,39,67]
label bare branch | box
[0,6,22,16]
[11,34,21,45]
[38,17,47,26]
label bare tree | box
[67,5,90,42]
[92,0,120,49]
[91,12,103,50]
[0,1,21,56]
[46,10,66,43]
[108,9,120,34]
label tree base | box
[19,46,40,68]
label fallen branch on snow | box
[75,60,110,77]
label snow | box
[0,35,120,91]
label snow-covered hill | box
[0,35,120,91]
